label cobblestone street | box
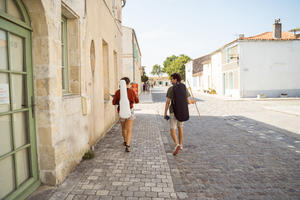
[28,88,300,200]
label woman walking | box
[112,77,139,152]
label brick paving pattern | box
[28,89,300,200]
[37,96,178,200]
[154,88,300,200]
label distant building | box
[289,28,300,39]
[149,77,170,87]
[122,26,142,93]
[186,55,211,92]
[185,61,194,89]
[187,20,300,98]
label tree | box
[151,64,163,77]
[163,54,191,80]
[141,71,148,83]
[162,55,177,73]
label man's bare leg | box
[170,128,179,145]
[178,126,184,146]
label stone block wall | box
[23,0,123,185]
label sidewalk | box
[28,92,178,200]
[263,105,300,117]
[139,91,153,103]
[193,91,300,101]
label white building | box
[185,61,194,89]
[211,51,222,95]
[122,26,143,93]
[238,39,300,97]
[221,23,300,98]
[185,55,211,92]
[191,20,300,98]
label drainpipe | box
[132,30,135,82]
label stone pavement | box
[192,92,300,135]
[27,89,300,200]
[152,88,300,200]
[28,92,179,200]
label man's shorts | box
[119,109,135,122]
[170,113,183,130]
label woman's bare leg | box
[125,120,134,146]
[120,121,127,143]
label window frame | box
[61,15,69,94]
[226,47,231,64]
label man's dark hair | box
[121,77,130,85]
[170,73,181,82]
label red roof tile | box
[241,32,296,40]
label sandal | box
[125,145,130,152]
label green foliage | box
[163,54,191,80]
[82,150,95,160]
[141,71,149,83]
[151,64,163,76]
[162,55,178,73]
[208,88,217,94]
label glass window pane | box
[0,30,8,70]
[0,73,10,113]
[14,112,28,148]
[16,148,30,186]
[0,115,12,156]
[11,74,25,110]
[9,34,24,72]
[0,156,15,199]
[7,0,23,20]
[0,0,5,11]
[62,67,65,90]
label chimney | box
[273,19,282,39]
[239,34,245,39]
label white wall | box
[192,76,200,90]
[203,63,212,91]
[185,61,194,89]
[211,52,222,95]
[122,26,133,81]
[239,40,300,97]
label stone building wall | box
[122,26,142,92]
[23,0,123,185]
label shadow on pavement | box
[28,112,300,200]
[158,114,300,199]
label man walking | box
[164,73,195,156]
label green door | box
[0,1,40,200]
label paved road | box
[153,87,300,199]
[28,88,300,200]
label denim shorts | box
[119,109,135,122]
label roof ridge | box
[245,31,270,39]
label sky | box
[122,0,300,75]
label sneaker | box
[180,145,183,150]
[173,144,180,156]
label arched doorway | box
[0,0,40,199]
